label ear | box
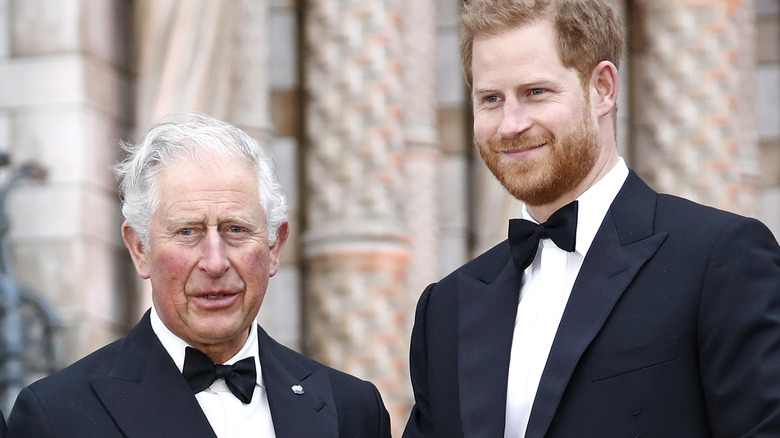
[590,60,619,118]
[268,221,290,277]
[122,221,151,279]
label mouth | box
[192,291,240,309]
[503,142,547,155]
[202,293,228,299]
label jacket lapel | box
[525,172,668,438]
[458,243,523,438]
[258,327,339,438]
[90,311,217,438]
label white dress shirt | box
[504,158,629,437]
[151,307,276,438]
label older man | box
[404,0,780,437]
[8,113,391,438]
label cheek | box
[151,250,194,283]
[236,250,272,283]
[550,107,584,131]
[473,114,496,141]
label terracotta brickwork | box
[631,0,761,214]
[301,1,412,433]
[305,250,411,433]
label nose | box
[497,98,532,139]
[200,230,230,276]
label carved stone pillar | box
[0,0,135,375]
[229,0,272,143]
[301,0,410,432]
[631,0,760,214]
[401,0,440,363]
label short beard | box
[476,104,601,206]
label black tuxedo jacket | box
[7,311,391,437]
[404,171,780,438]
[0,408,6,438]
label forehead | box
[471,21,564,82]
[155,158,261,216]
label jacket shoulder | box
[440,240,511,287]
[22,313,154,400]
[258,329,391,436]
[655,192,773,238]
[25,338,122,396]
[259,327,380,392]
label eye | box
[178,228,194,236]
[228,225,245,233]
[486,95,500,103]
[530,88,545,96]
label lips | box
[501,142,548,157]
[487,130,555,155]
[202,294,227,299]
[197,289,235,298]
[504,142,546,152]
[192,291,240,309]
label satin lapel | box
[258,327,338,438]
[90,312,216,438]
[458,250,523,438]
[525,172,668,438]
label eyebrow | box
[473,77,562,95]
[164,215,260,229]
[472,86,499,96]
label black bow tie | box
[508,201,578,272]
[182,347,257,404]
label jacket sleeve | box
[6,387,56,438]
[403,284,435,438]
[697,216,780,436]
[0,406,7,438]
[371,382,392,438]
[330,368,392,438]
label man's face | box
[123,155,287,358]
[471,20,601,206]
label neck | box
[527,151,619,223]
[195,331,251,364]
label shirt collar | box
[150,304,265,387]
[521,157,629,257]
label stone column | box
[631,0,760,214]
[301,0,410,433]
[731,0,761,215]
[401,0,440,359]
[0,0,135,370]
[229,0,272,144]
[395,0,442,427]
[401,0,441,287]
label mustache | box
[484,132,556,152]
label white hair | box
[114,113,288,249]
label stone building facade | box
[0,0,777,435]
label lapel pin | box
[291,384,304,395]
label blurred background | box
[0,0,777,435]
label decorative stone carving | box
[302,0,411,431]
[632,0,760,214]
